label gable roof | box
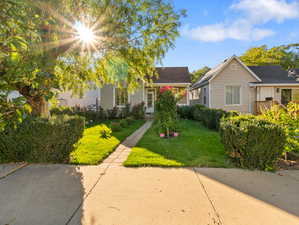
[248,66,299,84]
[153,67,191,84]
[191,56,261,89]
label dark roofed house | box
[190,56,299,114]
[59,67,191,113]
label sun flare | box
[74,22,95,44]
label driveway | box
[0,164,298,225]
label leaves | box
[1,0,183,116]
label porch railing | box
[255,100,279,114]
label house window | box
[203,88,207,105]
[226,86,240,105]
[115,88,128,106]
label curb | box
[0,163,29,180]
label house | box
[190,56,299,114]
[58,67,191,113]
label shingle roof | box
[248,66,299,84]
[191,56,299,89]
[191,57,231,89]
[153,67,191,83]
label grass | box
[124,120,232,167]
[70,120,145,165]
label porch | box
[255,86,299,114]
[144,85,190,113]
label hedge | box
[0,115,84,163]
[177,104,238,130]
[220,115,286,170]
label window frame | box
[114,87,129,107]
[225,85,241,106]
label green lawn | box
[123,120,232,167]
[70,120,145,165]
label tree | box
[240,45,287,66]
[0,0,185,116]
[281,43,299,70]
[191,66,210,83]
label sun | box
[74,22,95,44]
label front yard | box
[124,120,232,167]
[70,120,145,165]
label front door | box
[146,90,155,113]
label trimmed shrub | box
[131,102,145,119]
[126,116,134,124]
[220,115,286,170]
[50,106,107,124]
[99,125,112,139]
[107,106,119,120]
[177,105,195,119]
[120,119,129,128]
[191,104,239,130]
[0,115,85,163]
[110,122,121,132]
[119,104,131,119]
[50,106,74,116]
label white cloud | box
[184,0,299,42]
[231,0,299,23]
[185,20,275,42]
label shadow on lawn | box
[0,164,103,225]
[192,167,299,220]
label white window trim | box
[113,87,130,108]
[224,85,242,106]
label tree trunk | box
[26,95,49,117]
[17,85,50,117]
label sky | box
[161,0,299,71]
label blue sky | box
[161,0,299,71]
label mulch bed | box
[278,152,299,170]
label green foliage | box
[179,104,238,130]
[50,106,107,124]
[107,106,119,120]
[0,115,84,163]
[220,115,286,171]
[99,125,112,139]
[177,105,196,119]
[131,102,145,119]
[0,93,31,131]
[120,119,129,128]
[110,121,122,132]
[126,116,134,124]
[155,90,178,136]
[260,103,299,153]
[191,66,211,83]
[240,45,287,66]
[1,0,184,116]
[119,104,131,119]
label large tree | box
[0,0,184,116]
[191,66,210,83]
[240,44,299,70]
[240,45,287,66]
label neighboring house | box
[190,56,299,114]
[59,67,191,113]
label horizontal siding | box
[210,59,258,113]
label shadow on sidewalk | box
[192,168,299,220]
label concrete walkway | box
[101,120,153,167]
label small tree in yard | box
[155,86,178,137]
